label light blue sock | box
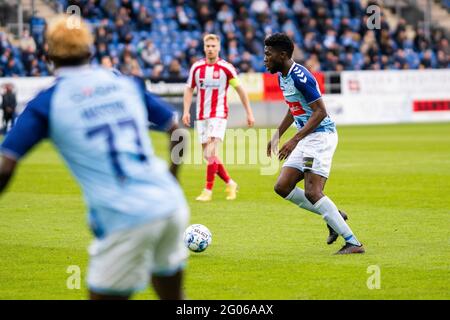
[313,196,361,246]
[285,187,320,215]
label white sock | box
[227,179,236,186]
[285,187,320,215]
[313,196,361,246]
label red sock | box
[216,161,230,184]
[205,157,218,190]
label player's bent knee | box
[274,182,292,198]
[304,190,323,204]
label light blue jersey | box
[1,66,186,239]
[278,63,336,133]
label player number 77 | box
[86,118,147,180]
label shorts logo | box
[303,157,314,169]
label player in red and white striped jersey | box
[183,34,255,201]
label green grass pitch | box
[0,122,449,299]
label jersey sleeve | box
[186,64,197,89]
[0,88,52,160]
[291,67,322,104]
[144,91,177,132]
[225,63,239,79]
[131,74,147,93]
[227,63,239,80]
[219,62,240,88]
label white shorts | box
[282,131,338,178]
[87,207,189,296]
[196,118,227,144]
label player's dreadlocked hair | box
[264,33,294,58]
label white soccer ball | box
[183,224,212,253]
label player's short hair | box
[203,34,220,43]
[46,14,93,65]
[264,33,294,58]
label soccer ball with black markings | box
[183,224,212,253]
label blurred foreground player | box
[100,55,186,178]
[264,33,364,254]
[182,34,255,201]
[0,15,190,299]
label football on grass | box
[184,224,212,252]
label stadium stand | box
[0,0,448,79]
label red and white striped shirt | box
[187,58,238,120]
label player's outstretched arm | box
[278,99,327,160]
[0,92,48,193]
[0,156,16,194]
[267,109,294,157]
[234,85,255,127]
[182,87,194,127]
[292,98,327,141]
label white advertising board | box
[2,71,449,126]
[341,69,450,96]
[322,94,411,125]
[322,94,450,125]
[0,77,55,112]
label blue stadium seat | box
[3,0,444,76]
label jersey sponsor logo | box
[82,87,93,96]
[71,84,118,103]
[198,76,220,89]
[285,100,306,116]
[200,80,221,89]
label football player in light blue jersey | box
[264,33,364,255]
[0,15,189,299]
